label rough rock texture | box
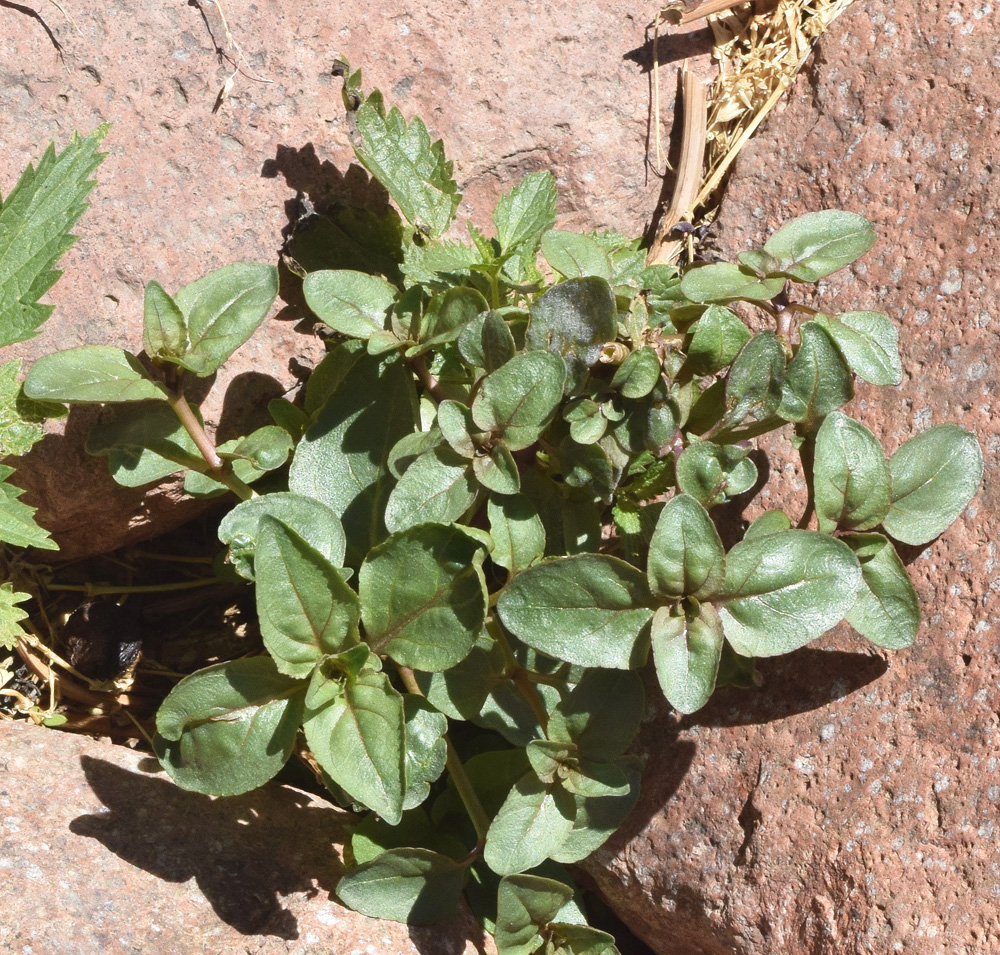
[586,1,1000,953]
[0,720,494,954]
[1,0,710,558]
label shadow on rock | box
[70,756,351,940]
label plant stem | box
[46,578,222,596]
[409,355,448,404]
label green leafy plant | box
[20,67,982,952]
[0,125,108,650]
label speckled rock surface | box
[1,0,709,558]
[585,1,999,953]
[0,720,494,954]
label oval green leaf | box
[777,322,853,426]
[647,493,725,599]
[651,603,724,715]
[763,210,876,282]
[383,446,478,533]
[23,346,167,403]
[679,263,785,303]
[842,533,920,650]
[303,269,396,339]
[813,310,902,386]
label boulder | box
[585,1,999,952]
[1,0,703,558]
[0,720,494,954]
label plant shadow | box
[69,756,350,940]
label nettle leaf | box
[813,311,902,386]
[302,270,397,339]
[527,277,617,392]
[155,656,306,796]
[255,517,360,677]
[384,446,478,533]
[0,582,32,650]
[472,350,567,451]
[483,773,576,876]
[23,346,167,403]
[547,669,644,760]
[304,667,406,823]
[813,412,891,534]
[763,210,876,282]
[488,493,546,574]
[719,530,862,657]
[777,322,853,426]
[494,170,557,258]
[171,263,278,376]
[647,494,725,599]
[880,425,982,546]
[337,847,466,925]
[651,603,724,715]
[541,230,612,281]
[675,441,756,507]
[360,523,487,672]
[843,533,920,650]
[142,280,187,359]
[722,331,784,429]
[497,555,653,669]
[679,263,785,303]
[402,695,449,811]
[684,305,751,375]
[0,466,57,549]
[610,347,662,400]
[473,444,521,495]
[219,492,346,580]
[0,359,63,458]
[0,124,107,347]
[289,348,418,563]
[496,876,577,955]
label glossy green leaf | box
[527,277,617,391]
[412,285,489,352]
[352,806,466,866]
[719,530,862,657]
[722,331,784,429]
[337,847,466,924]
[684,305,751,375]
[23,346,167,403]
[813,310,902,386]
[777,322,853,426]
[384,446,478,533]
[744,509,792,540]
[142,280,187,359]
[155,656,306,796]
[255,517,360,677]
[483,773,576,876]
[813,412,891,533]
[481,309,518,372]
[402,695,448,811]
[881,425,982,546]
[495,874,575,955]
[541,230,612,281]
[526,739,575,785]
[219,492,346,580]
[679,263,785,303]
[472,351,566,451]
[763,210,876,282]
[224,425,293,472]
[675,441,756,507]
[497,555,653,669]
[473,444,522,495]
[737,248,780,276]
[289,350,418,563]
[842,533,920,650]
[651,603,724,714]
[302,269,396,339]
[360,523,487,672]
[172,263,278,376]
[647,494,725,598]
[388,428,442,479]
[610,347,662,399]
[547,669,644,760]
[304,667,405,823]
[437,399,478,458]
[488,493,546,574]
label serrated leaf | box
[496,874,575,955]
[684,305,751,375]
[360,523,488,672]
[647,494,725,599]
[497,555,653,669]
[401,238,479,290]
[0,359,57,458]
[289,350,418,563]
[384,446,478,532]
[813,311,902,386]
[719,530,862,657]
[255,517,360,677]
[679,263,785,304]
[170,263,278,376]
[154,656,306,796]
[302,269,396,339]
[336,847,466,924]
[142,280,187,359]
[813,412,891,533]
[494,171,558,259]
[0,467,57,549]
[541,230,612,281]
[0,582,32,649]
[763,210,876,282]
[304,667,406,823]
[880,425,983,545]
[402,696,448,811]
[23,346,167,403]
[777,322,853,426]
[352,89,461,238]
[651,603,724,714]
[842,533,919,650]
[0,125,108,347]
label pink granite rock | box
[1,0,709,558]
[585,1,1000,953]
[0,720,494,954]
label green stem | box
[486,615,551,732]
[409,355,448,404]
[46,578,222,596]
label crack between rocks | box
[735,760,764,867]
